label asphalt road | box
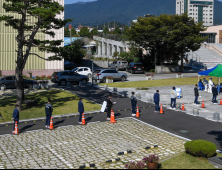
[1,85,222,151]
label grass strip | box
[101,76,218,88]
[0,90,100,123]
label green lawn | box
[0,90,101,123]
[160,152,222,169]
[101,76,217,88]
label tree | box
[71,27,78,37]
[103,27,109,34]
[112,52,119,60]
[64,26,70,37]
[59,39,85,64]
[129,13,206,71]
[90,28,98,36]
[0,0,71,110]
[79,26,90,37]
[119,51,133,63]
[113,26,121,35]
[64,27,78,37]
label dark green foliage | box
[64,27,78,37]
[129,13,206,71]
[113,26,121,35]
[58,39,85,64]
[90,28,98,36]
[184,140,217,158]
[79,26,90,37]
[64,0,222,27]
[103,27,109,34]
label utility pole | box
[108,22,109,31]
[114,21,115,29]
[69,24,72,46]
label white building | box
[176,0,214,26]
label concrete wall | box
[81,59,109,68]
[156,65,179,73]
[201,25,222,43]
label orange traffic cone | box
[110,110,117,123]
[201,99,206,108]
[82,113,86,125]
[14,121,19,135]
[181,103,185,111]
[49,117,54,130]
[136,106,140,117]
[159,103,163,114]
[220,97,222,105]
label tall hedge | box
[184,140,217,158]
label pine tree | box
[0,0,72,110]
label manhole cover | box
[179,130,188,134]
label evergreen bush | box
[184,140,217,158]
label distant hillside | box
[64,0,222,27]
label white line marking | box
[130,117,191,141]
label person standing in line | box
[153,90,160,113]
[208,78,214,93]
[45,98,53,128]
[203,78,208,91]
[212,85,218,104]
[130,92,137,116]
[194,84,199,106]
[106,94,114,120]
[170,87,177,110]
[12,104,19,134]
[78,98,84,124]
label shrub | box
[184,140,217,158]
[150,69,155,72]
[47,76,51,79]
[35,76,40,80]
[0,70,2,77]
[143,154,159,163]
[106,76,113,80]
[124,161,146,169]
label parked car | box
[64,60,70,65]
[51,71,89,86]
[126,63,145,74]
[72,67,92,78]
[92,69,127,83]
[64,63,80,70]
[0,76,37,89]
[108,61,128,71]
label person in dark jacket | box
[130,92,137,116]
[194,84,199,106]
[12,104,19,133]
[106,94,114,120]
[78,98,84,124]
[199,79,205,89]
[212,85,218,104]
[45,98,53,128]
[153,90,160,113]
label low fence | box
[155,65,179,73]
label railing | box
[96,33,129,42]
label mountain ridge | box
[64,0,222,27]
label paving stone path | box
[0,119,186,169]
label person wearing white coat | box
[208,78,214,93]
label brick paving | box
[0,119,186,169]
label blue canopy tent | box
[198,65,218,76]
[198,64,221,87]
